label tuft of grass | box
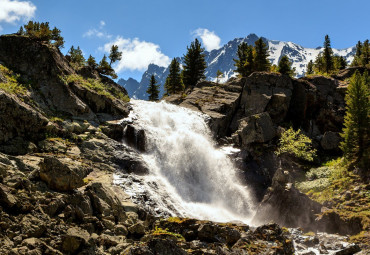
[62,74,129,102]
[152,227,185,241]
[0,65,28,95]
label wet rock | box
[334,244,361,255]
[39,156,90,192]
[124,124,147,152]
[253,167,322,230]
[100,120,124,141]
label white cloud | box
[193,28,221,51]
[102,36,171,72]
[83,20,112,39]
[0,0,36,24]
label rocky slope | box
[0,34,366,254]
[119,33,355,100]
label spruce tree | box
[323,35,334,73]
[182,38,207,88]
[278,55,294,76]
[340,71,370,164]
[165,58,184,95]
[108,45,122,66]
[146,75,160,101]
[306,60,314,75]
[254,38,270,72]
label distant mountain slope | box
[118,34,355,100]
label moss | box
[63,74,129,102]
[151,227,185,241]
[167,217,188,224]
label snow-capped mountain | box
[118,33,355,100]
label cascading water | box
[114,99,254,223]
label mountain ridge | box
[118,33,355,100]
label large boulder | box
[239,72,293,119]
[176,80,244,137]
[232,112,276,146]
[39,156,90,191]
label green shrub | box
[276,127,316,161]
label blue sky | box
[0,0,369,80]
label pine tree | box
[361,39,370,67]
[98,55,117,79]
[277,55,294,76]
[351,41,363,67]
[340,71,370,164]
[314,52,324,73]
[87,55,98,69]
[306,60,314,75]
[254,38,270,72]
[51,27,64,48]
[20,21,64,48]
[17,26,25,35]
[182,38,207,88]
[323,35,334,73]
[234,42,254,77]
[146,75,160,101]
[68,46,85,68]
[216,70,224,84]
[108,45,122,66]
[165,58,184,95]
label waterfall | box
[115,99,254,224]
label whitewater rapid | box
[114,100,254,224]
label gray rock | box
[62,227,90,253]
[233,112,276,146]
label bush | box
[276,127,316,161]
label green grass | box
[63,74,129,102]
[0,65,29,95]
